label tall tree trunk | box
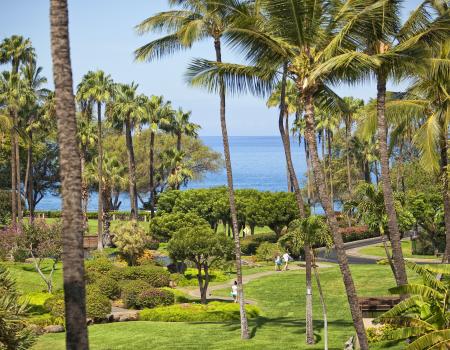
[305,245,314,344]
[80,150,88,233]
[14,110,23,229]
[50,1,89,348]
[346,120,352,196]
[302,91,368,349]
[312,252,328,350]
[176,132,181,152]
[10,124,17,226]
[440,130,450,263]
[214,37,249,340]
[27,131,34,222]
[376,72,407,286]
[328,131,333,206]
[305,140,313,205]
[97,101,103,250]
[149,130,156,218]
[125,116,138,220]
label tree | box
[77,69,113,250]
[167,224,234,304]
[376,262,450,349]
[107,82,146,219]
[149,211,209,242]
[279,215,333,348]
[50,0,89,347]
[260,192,298,238]
[160,108,200,152]
[112,221,148,266]
[0,35,35,229]
[20,220,62,293]
[135,0,250,337]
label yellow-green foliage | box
[112,222,148,266]
[139,301,260,322]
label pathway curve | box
[177,262,332,303]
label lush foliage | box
[112,222,148,266]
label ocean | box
[36,136,308,211]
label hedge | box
[92,276,120,300]
[31,210,150,221]
[338,226,379,243]
[135,288,174,309]
[139,301,260,322]
[108,266,170,288]
[120,280,151,309]
[241,232,278,255]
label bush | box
[84,269,103,284]
[112,222,148,266]
[43,293,65,318]
[161,287,190,303]
[256,242,280,262]
[108,266,170,288]
[120,280,151,309]
[92,276,120,300]
[174,268,229,287]
[339,226,379,243]
[241,232,277,255]
[0,190,12,226]
[85,257,114,274]
[139,301,260,322]
[86,288,111,319]
[26,313,64,328]
[367,324,396,343]
[135,288,175,309]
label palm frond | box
[389,284,445,300]
[406,329,450,350]
[134,33,187,62]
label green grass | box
[32,264,406,350]
[359,240,437,260]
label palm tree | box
[144,95,173,217]
[158,148,194,190]
[280,215,333,349]
[107,82,146,220]
[135,0,250,337]
[77,70,113,250]
[0,35,35,228]
[49,0,88,348]
[160,108,200,152]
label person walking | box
[282,251,292,271]
[231,281,238,303]
[275,255,282,271]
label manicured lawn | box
[359,240,438,260]
[33,264,406,350]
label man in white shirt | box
[282,252,292,271]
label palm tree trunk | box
[80,150,88,233]
[50,1,89,348]
[376,72,407,286]
[10,125,17,226]
[305,244,314,345]
[97,101,103,250]
[27,131,34,222]
[125,116,138,220]
[176,132,181,152]
[328,131,333,205]
[303,91,368,349]
[149,130,156,218]
[14,110,23,229]
[214,37,249,340]
[312,252,328,350]
[346,120,352,196]
[440,130,450,263]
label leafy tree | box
[149,212,208,242]
[112,221,148,266]
[0,265,35,350]
[167,224,234,304]
[259,192,298,238]
[376,262,450,349]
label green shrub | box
[86,288,111,319]
[161,287,190,303]
[43,293,65,318]
[0,190,11,226]
[85,257,114,274]
[174,268,229,287]
[93,276,120,300]
[85,269,103,284]
[112,222,148,266]
[135,288,175,309]
[120,280,151,309]
[241,233,277,255]
[366,324,396,343]
[108,266,170,288]
[26,313,65,328]
[139,301,260,322]
[256,242,280,262]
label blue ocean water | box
[36,136,308,211]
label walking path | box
[178,262,332,303]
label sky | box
[1,0,423,136]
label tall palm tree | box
[135,0,250,337]
[144,95,173,217]
[49,0,88,348]
[0,35,35,228]
[107,82,146,220]
[161,108,200,152]
[77,70,113,250]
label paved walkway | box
[178,262,332,303]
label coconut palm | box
[77,70,113,250]
[135,0,250,337]
[144,95,173,217]
[160,108,200,152]
[280,215,333,348]
[107,82,146,220]
[49,0,89,347]
[0,35,35,228]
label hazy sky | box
[1,0,423,136]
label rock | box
[44,325,65,333]
[118,313,138,322]
[344,336,354,350]
[86,318,94,326]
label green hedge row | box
[29,210,151,221]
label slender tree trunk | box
[346,120,352,196]
[176,132,181,152]
[10,124,17,226]
[305,140,313,205]
[50,1,89,348]
[364,160,371,184]
[312,252,328,350]
[328,131,333,206]
[376,72,407,286]
[125,116,138,220]
[149,130,156,218]
[27,131,34,221]
[97,101,103,250]
[80,151,88,233]
[440,130,450,263]
[14,110,23,229]
[305,245,314,344]
[302,90,368,349]
[215,37,249,339]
